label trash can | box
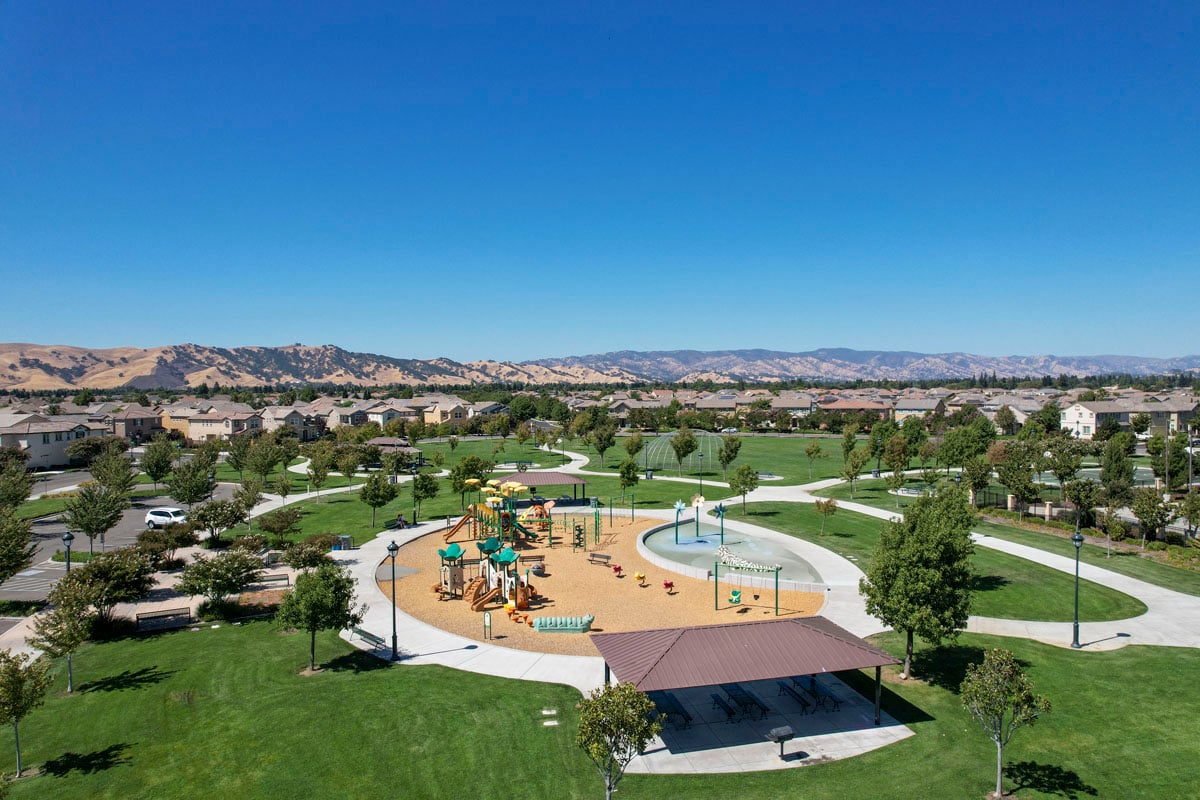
[335,534,353,551]
[645,469,655,480]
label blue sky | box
[2,2,1197,362]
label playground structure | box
[456,538,539,611]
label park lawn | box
[581,434,851,485]
[9,623,1200,799]
[213,458,345,494]
[417,437,570,471]
[973,519,1200,598]
[816,475,1064,508]
[812,477,1200,599]
[5,621,594,800]
[728,503,1145,623]
[18,488,162,521]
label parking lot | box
[1,485,236,602]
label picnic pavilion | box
[591,617,900,726]
[492,470,588,503]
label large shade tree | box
[860,486,975,679]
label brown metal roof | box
[589,617,899,692]
[493,470,585,487]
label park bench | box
[709,693,739,723]
[647,691,693,730]
[135,606,192,632]
[587,553,611,566]
[791,676,841,712]
[257,573,290,586]
[758,471,776,479]
[776,681,814,714]
[532,614,594,633]
[352,627,387,650]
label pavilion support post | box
[604,663,611,686]
[874,666,882,726]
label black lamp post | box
[1071,528,1084,649]
[62,530,76,692]
[62,531,75,573]
[387,540,399,661]
[410,464,419,524]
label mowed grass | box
[814,476,1200,599]
[973,519,1200,598]
[728,503,1146,622]
[578,434,851,485]
[4,622,593,800]
[418,437,571,470]
[9,622,1200,799]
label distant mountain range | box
[0,342,1197,391]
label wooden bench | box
[587,553,611,566]
[135,606,192,632]
[517,555,543,564]
[257,572,290,586]
[352,627,387,650]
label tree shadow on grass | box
[909,645,989,694]
[323,650,393,674]
[81,666,174,693]
[1008,761,1098,798]
[970,574,1011,593]
[910,644,1034,694]
[43,742,132,776]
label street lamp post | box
[411,464,419,524]
[387,540,399,661]
[62,531,76,692]
[1071,528,1084,649]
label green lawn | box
[213,458,351,493]
[816,475,1063,507]
[9,621,1199,799]
[578,434,851,485]
[813,477,1200,599]
[729,503,1146,622]
[18,488,162,521]
[974,519,1200,598]
[418,437,571,471]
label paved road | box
[1,485,236,601]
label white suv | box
[145,508,187,529]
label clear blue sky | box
[2,2,1197,362]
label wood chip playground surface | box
[379,514,824,657]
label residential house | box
[110,406,165,443]
[187,411,263,443]
[261,406,324,442]
[893,398,945,424]
[0,413,109,469]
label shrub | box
[1146,541,1167,552]
[283,542,332,571]
[303,533,338,551]
[231,534,268,553]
